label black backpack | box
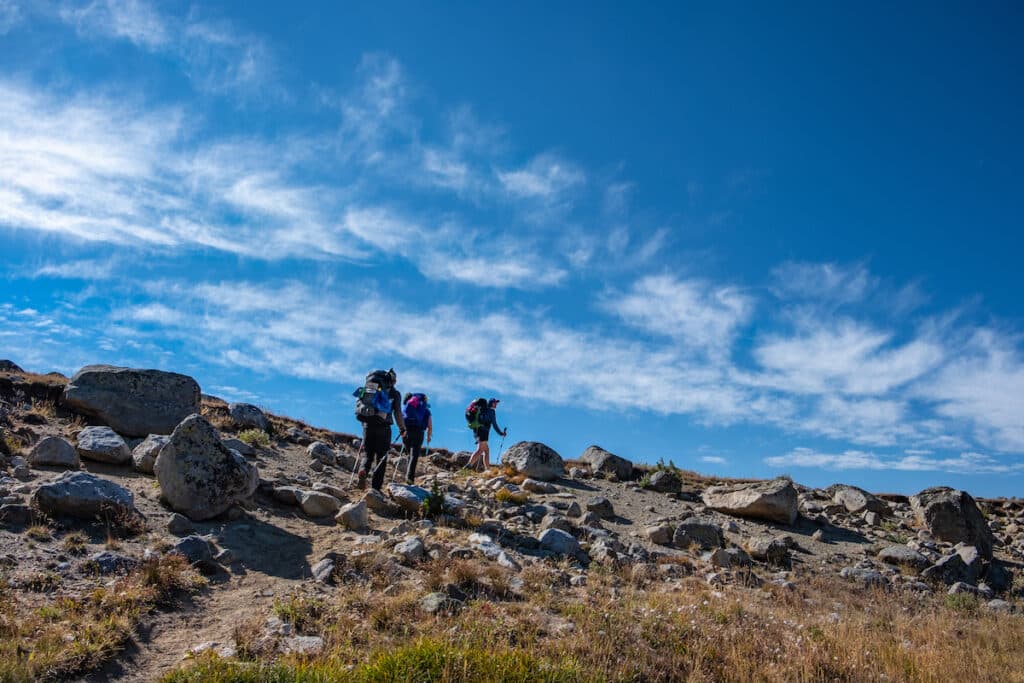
[353,370,394,423]
[465,397,488,429]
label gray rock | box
[131,435,169,474]
[538,528,582,557]
[910,487,994,559]
[708,547,751,569]
[420,591,463,615]
[746,536,790,564]
[272,486,303,506]
[840,566,887,587]
[541,514,574,534]
[336,500,368,531]
[76,426,131,465]
[33,471,136,519]
[985,599,1015,614]
[312,482,346,501]
[214,548,236,565]
[387,483,430,515]
[0,503,34,527]
[522,479,557,494]
[830,485,890,515]
[863,511,882,527]
[877,545,929,570]
[221,438,254,458]
[364,489,402,517]
[500,442,565,481]
[922,553,976,585]
[228,403,268,431]
[87,551,139,575]
[673,516,725,549]
[394,536,425,563]
[645,469,682,493]
[702,478,799,525]
[171,535,216,572]
[311,557,336,584]
[586,496,615,519]
[167,512,194,536]
[28,437,80,469]
[566,501,582,518]
[154,414,259,521]
[645,524,674,545]
[64,365,201,437]
[283,636,324,655]
[306,442,336,465]
[580,445,633,480]
[298,490,342,517]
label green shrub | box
[421,479,447,519]
[237,429,270,447]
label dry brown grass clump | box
[0,554,204,681]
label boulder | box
[306,442,336,465]
[922,553,977,585]
[33,471,136,519]
[87,551,140,575]
[746,536,790,564]
[394,537,425,563]
[420,592,463,615]
[63,365,201,437]
[910,487,994,559]
[298,491,342,517]
[538,528,582,558]
[645,469,682,493]
[167,513,194,536]
[387,483,430,515]
[830,485,890,515]
[500,442,565,481]
[0,504,34,527]
[131,435,169,474]
[645,524,674,545]
[171,535,217,572]
[673,517,725,549]
[272,486,303,506]
[586,496,615,519]
[28,436,79,469]
[877,545,929,570]
[229,403,268,431]
[154,414,259,521]
[76,426,131,465]
[580,445,633,480]
[522,478,557,494]
[222,438,254,458]
[363,489,402,517]
[336,500,368,531]
[702,478,798,525]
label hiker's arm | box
[491,414,503,436]
[392,390,406,433]
[427,415,433,442]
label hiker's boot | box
[357,470,367,490]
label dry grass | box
[26,524,52,542]
[0,554,204,681]
[166,564,1024,683]
[495,488,530,505]
[237,429,271,448]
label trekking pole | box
[390,444,409,486]
[346,440,366,488]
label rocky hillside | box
[0,362,1022,682]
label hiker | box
[352,368,406,491]
[466,397,506,471]
[401,392,432,483]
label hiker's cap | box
[489,398,500,406]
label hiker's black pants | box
[361,421,392,491]
[403,427,425,481]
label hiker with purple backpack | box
[400,392,432,483]
[465,397,506,471]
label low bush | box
[237,429,270,447]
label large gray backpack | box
[353,369,393,423]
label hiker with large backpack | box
[465,397,506,471]
[352,368,406,491]
[401,392,432,483]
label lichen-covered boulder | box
[702,478,799,525]
[64,365,201,437]
[501,442,564,481]
[910,487,994,559]
[229,402,268,431]
[154,414,258,521]
[28,436,80,469]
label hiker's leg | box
[406,428,424,482]
[481,440,491,468]
[370,426,391,491]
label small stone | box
[167,513,194,536]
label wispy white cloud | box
[766,447,1024,474]
[771,261,876,304]
[0,0,23,34]
[56,0,276,95]
[497,153,585,200]
[700,455,727,465]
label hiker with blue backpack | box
[352,368,406,491]
[401,392,432,483]
[465,397,507,471]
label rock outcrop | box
[910,487,994,559]
[580,445,633,480]
[63,365,201,437]
[501,442,564,481]
[155,414,259,521]
[830,484,890,515]
[702,478,799,525]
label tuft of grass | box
[62,531,88,555]
[494,488,529,505]
[273,595,326,634]
[26,524,52,542]
[237,429,270,448]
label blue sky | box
[1,1,1023,496]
